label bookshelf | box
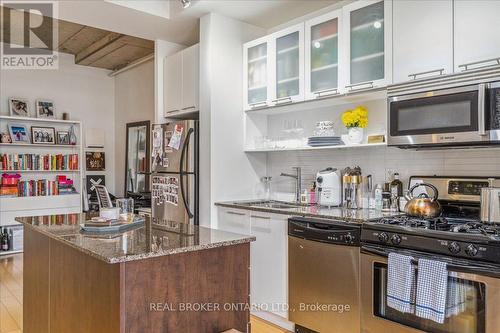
[0,115,83,228]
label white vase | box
[347,127,364,144]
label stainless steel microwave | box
[388,82,500,148]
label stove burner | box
[378,216,500,235]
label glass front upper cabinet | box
[272,24,304,105]
[305,10,342,99]
[344,0,391,91]
[244,37,271,110]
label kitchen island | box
[16,214,255,333]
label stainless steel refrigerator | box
[151,120,199,225]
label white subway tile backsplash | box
[267,146,500,193]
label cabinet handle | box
[408,68,445,80]
[165,110,180,114]
[250,215,271,220]
[458,57,500,72]
[314,88,339,98]
[181,106,196,111]
[226,211,245,216]
[345,81,374,92]
[272,96,293,105]
[478,83,487,136]
[249,101,268,109]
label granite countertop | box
[16,214,255,264]
[215,200,403,222]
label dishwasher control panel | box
[288,217,360,246]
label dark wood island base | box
[21,217,253,333]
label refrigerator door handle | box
[180,128,194,219]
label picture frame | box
[86,152,105,171]
[31,126,56,145]
[8,98,30,117]
[56,131,70,145]
[36,99,56,119]
[8,123,30,143]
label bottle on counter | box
[1,228,10,251]
[301,189,308,204]
[309,182,317,205]
[374,184,383,210]
[390,173,403,209]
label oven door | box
[361,245,500,333]
[388,84,488,147]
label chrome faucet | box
[280,167,302,204]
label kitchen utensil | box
[404,183,442,219]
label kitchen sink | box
[236,200,308,209]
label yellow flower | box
[341,106,368,128]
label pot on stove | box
[404,183,442,219]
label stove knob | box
[378,232,389,243]
[465,244,478,257]
[345,234,354,243]
[391,234,402,245]
[448,242,461,254]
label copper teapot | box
[404,183,442,219]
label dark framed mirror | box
[125,121,150,195]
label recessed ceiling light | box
[373,21,382,29]
[180,0,191,9]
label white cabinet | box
[216,207,251,235]
[243,36,273,110]
[305,9,343,99]
[164,44,199,117]
[454,0,500,72]
[393,0,453,83]
[249,212,288,319]
[342,0,392,90]
[271,24,305,105]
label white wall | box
[0,50,117,193]
[114,59,155,197]
[199,13,267,227]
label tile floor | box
[0,254,288,333]
[0,254,22,333]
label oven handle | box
[361,244,500,278]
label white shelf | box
[0,194,81,212]
[311,33,338,44]
[277,76,299,84]
[0,115,81,125]
[351,19,385,32]
[248,84,267,91]
[0,250,23,257]
[277,45,299,55]
[244,142,386,152]
[1,169,81,173]
[351,52,384,63]
[0,143,80,148]
[311,63,338,72]
[248,55,267,64]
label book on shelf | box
[0,153,78,171]
[0,174,78,198]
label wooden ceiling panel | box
[58,26,111,55]
[89,44,154,71]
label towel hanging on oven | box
[386,253,416,314]
[415,258,448,324]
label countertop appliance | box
[151,120,199,225]
[316,167,341,207]
[288,217,360,333]
[388,81,500,148]
[360,175,500,333]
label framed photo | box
[86,152,105,171]
[8,123,30,143]
[56,131,70,145]
[8,98,30,117]
[86,175,105,200]
[31,126,56,144]
[36,99,55,119]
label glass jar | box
[116,198,134,221]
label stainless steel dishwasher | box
[288,217,361,333]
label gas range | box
[362,175,500,265]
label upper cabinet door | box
[393,0,453,83]
[243,37,272,111]
[305,10,343,100]
[271,24,305,105]
[181,44,199,112]
[164,52,183,116]
[342,0,392,91]
[454,0,500,72]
